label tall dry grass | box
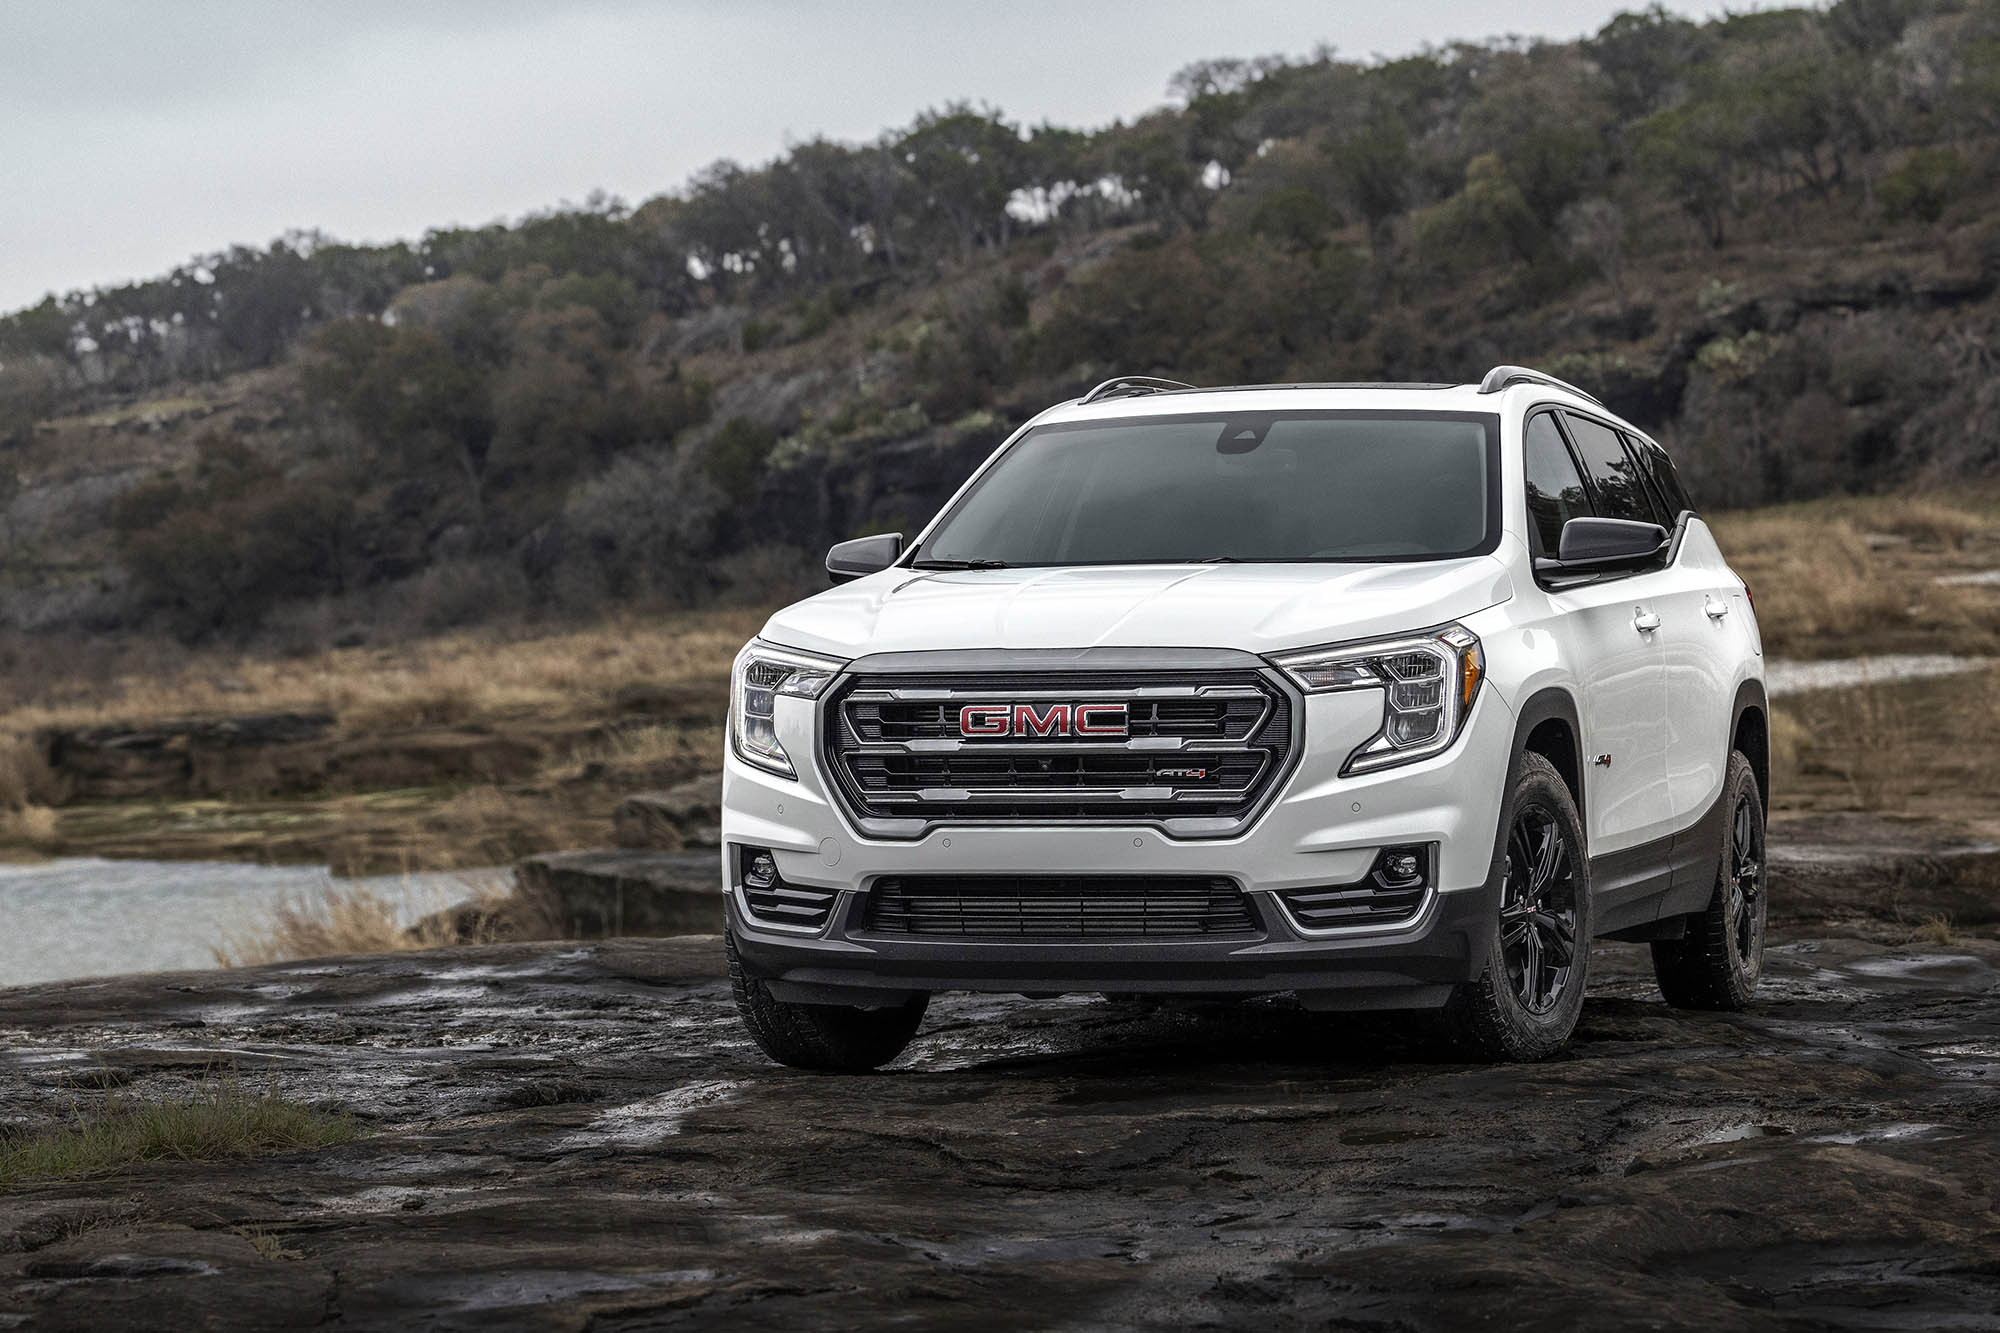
[0,736,63,850]
[214,875,564,967]
[1708,494,1998,658]
[0,608,764,738]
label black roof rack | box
[1476,364,1601,405]
[1078,375,1198,404]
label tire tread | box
[728,932,926,1071]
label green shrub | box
[1879,147,1969,223]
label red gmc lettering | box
[1073,703,1129,736]
[956,701,1129,737]
[1013,703,1071,736]
[959,705,1012,735]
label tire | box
[1440,751,1593,1062]
[1651,751,1765,1011]
[727,931,928,1072]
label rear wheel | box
[727,932,927,1072]
[1651,751,1765,1010]
[1440,752,1593,1062]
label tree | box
[1587,6,1716,119]
[1636,100,1745,247]
[897,105,1024,259]
[1560,198,1629,309]
[1327,120,1412,254]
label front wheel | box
[1439,751,1593,1062]
[1651,751,1765,1010]
[727,932,928,1072]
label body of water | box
[0,859,504,987]
[1764,654,1992,698]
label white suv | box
[721,368,1768,1069]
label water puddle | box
[1835,954,1998,989]
[413,1268,715,1313]
[1933,568,2000,587]
[1691,1122,1792,1146]
[556,1079,742,1149]
[1806,1123,1955,1145]
[1764,655,1992,698]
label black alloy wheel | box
[1652,750,1766,1011]
[1439,750,1592,1062]
[1500,802,1582,1016]
[1726,791,1766,967]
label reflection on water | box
[0,859,504,988]
[1764,654,1991,697]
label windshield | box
[914,410,1500,566]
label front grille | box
[824,669,1296,837]
[861,875,1260,938]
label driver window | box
[1523,413,1593,557]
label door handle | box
[1633,611,1662,634]
[1705,599,1730,620]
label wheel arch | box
[1730,678,1771,813]
[1510,686,1586,836]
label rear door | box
[1619,428,1746,859]
[1524,411,1674,859]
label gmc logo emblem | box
[958,702,1128,738]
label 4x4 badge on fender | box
[958,702,1129,738]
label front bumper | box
[729,883,1496,1010]
[720,675,1516,1011]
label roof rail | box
[1079,375,1197,405]
[1476,364,1602,405]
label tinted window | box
[1522,412,1593,557]
[1629,435,1694,517]
[916,412,1498,565]
[1563,412,1656,525]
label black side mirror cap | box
[826,532,903,583]
[1537,517,1670,579]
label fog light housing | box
[1372,845,1431,890]
[743,848,779,891]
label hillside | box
[4,3,2000,653]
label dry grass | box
[555,720,719,781]
[1708,493,2000,658]
[0,804,60,850]
[0,608,762,738]
[1774,665,2000,819]
[0,1082,357,1191]
[214,875,563,967]
[1907,913,1959,946]
[0,736,63,807]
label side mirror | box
[826,532,903,583]
[1537,517,1670,579]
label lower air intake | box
[862,875,1259,939]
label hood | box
[759,558,1515,661]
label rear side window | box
[1562,412,1657,525]
[1627,434,1694,518]
[1522,412,1593,557]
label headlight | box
[730,639,845,778]
[1271,624,1484,774]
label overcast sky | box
[2,1,1705,311]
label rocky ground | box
[0,919,1995,1330]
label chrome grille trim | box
[821,667,1301,839]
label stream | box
[0,859,504,987]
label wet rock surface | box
[1,931,1996,1330]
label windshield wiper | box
[910,557,1012,570]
